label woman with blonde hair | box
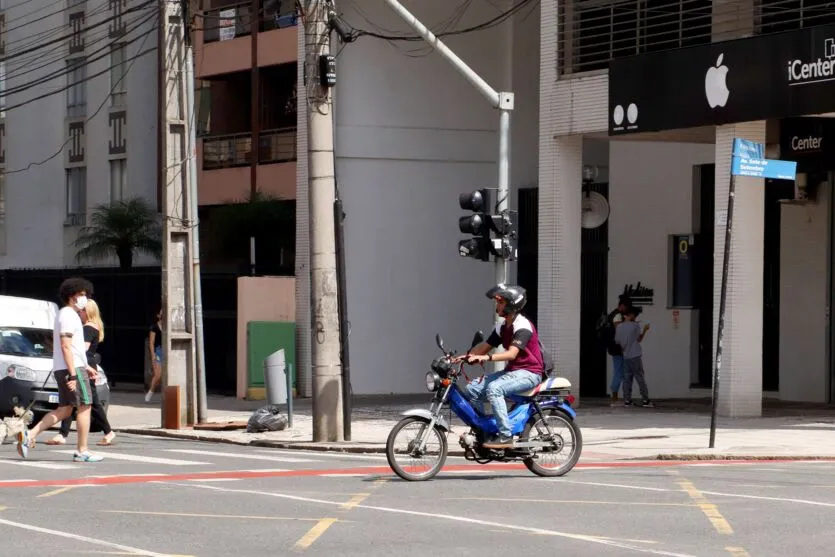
[48,299,116,446]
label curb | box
[649,453,835,461]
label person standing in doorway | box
[48,299,116,446]
[17,277,104,462]
[614,305,654,408]
[146,307,163,403]
[597,294,630,404]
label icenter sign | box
[790,135,823,152]
[787,58,835,83]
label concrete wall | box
[779,180,830,402]
[607,140,715,398]
[236,276,296,399]
[333,0,539,394]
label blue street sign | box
[731,155,797,180]
[732,138,765,159]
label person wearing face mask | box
[16,277,104,462]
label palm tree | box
[73,197,163,269]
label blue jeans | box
[610,355,624,395]
[465,369,541,438]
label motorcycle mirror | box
[435,334,445,352]
[470,330,485,349]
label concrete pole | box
[304,0,343,442]
[184,34,208,425]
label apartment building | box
[0,0,158,268]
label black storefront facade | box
[607,23,835,403]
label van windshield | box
[0,328,53,358]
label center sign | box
[608,24,835,136]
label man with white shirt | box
[17,277,104,462]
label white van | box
[0,295,110,419]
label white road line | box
[51,450,210,466]
[240,468,291,473]
[166,449,318,463]
[319,473,369,477]
[175,483,698,557]
[87,473,171,478]
[0,516,173,557]
[0,459,77,470]
[555,478,835,508]
[189,478,241,482]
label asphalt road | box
[0,433,832,556]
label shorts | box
[154,346,163,364]
[54,368,93,408]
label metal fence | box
[202,127,297,170]
[0,267,239,395]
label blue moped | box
[385,331,583,481]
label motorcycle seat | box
[517,376,572,398]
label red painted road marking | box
[0,458,833,489]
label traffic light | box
[458,189,492,261]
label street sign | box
[731,156,797,180]
[732,138,764,159]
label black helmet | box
[485,283,527,313]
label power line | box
[2,22,157,175]
[1,0,156,66]
[2,0,116,54]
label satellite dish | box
[581,191,610,229]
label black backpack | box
[596,311,623,356]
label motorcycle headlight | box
[425,371,440,392]
[6,364,36,382]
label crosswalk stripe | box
[0,459,77,470]
[256,449,388,461]
[166,449,319,463]
[51,451,210,466]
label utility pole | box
[159,0,198,428]
[184,0,208,424]
[304,0,343,442]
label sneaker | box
[624,400,633,407]
[641,400,655,408]
[73,451,104,463]
[482,435,514,449]
[16,430,29,458]
[46,433,67,445]
[144,391,153,403]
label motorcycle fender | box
[539,400,577,421]
[401,408,451,432]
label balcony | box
[196,0,298,79]
[199,128,297,205]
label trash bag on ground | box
[247,405,289,433]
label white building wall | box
[779,180,830,402]
[607,140,714,398]
[0,0,157,270]
[334,0,538,394]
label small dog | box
[0,406,34,444]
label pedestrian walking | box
[17,277,104,462]
[145,306,163,403]
[47,298,116,446]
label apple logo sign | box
[705,53,730,109]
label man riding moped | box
[454,284,545,449]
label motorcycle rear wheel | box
[386,416,448,481]
[521,409,582,477]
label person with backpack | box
[597,294,630,404]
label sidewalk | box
[107,389,835,461]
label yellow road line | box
[100,510,341,522]
[677,480,733,535]
[293,518,339,551]
[726,547,751,557]
[37,486,77,498]
[341,493,370,510]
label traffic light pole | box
[383,0,514,365]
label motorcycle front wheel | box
[385,416,448,481]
